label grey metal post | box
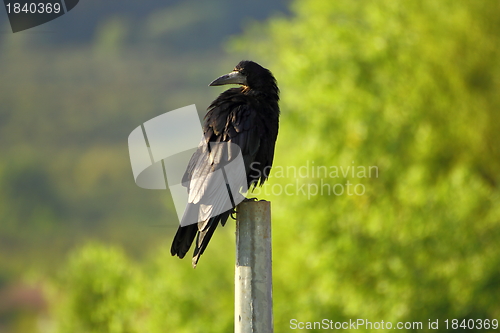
[235,200,273,333]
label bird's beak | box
[209,71,247,86]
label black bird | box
[170,60,280,267]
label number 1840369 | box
[6,2,61,14]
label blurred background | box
[1,0,499,332]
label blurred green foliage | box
[3,0,500,332]
[51,244,143,333]
[230,0,500,330]
[50,241,234,333]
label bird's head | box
[209,60,277,94]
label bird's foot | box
[232,198,258,219]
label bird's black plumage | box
[170,60,280,267]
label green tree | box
[231,0,500,331]
[50,244,144,333]
[49,239,235,333]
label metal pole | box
[235,200,273,333]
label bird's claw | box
[231,198,260,219]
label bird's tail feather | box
[170,224,198,259]
[171,211,232,267]
[192,211,231,267]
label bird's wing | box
[180,103,261,228]
[179,141,234,226]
